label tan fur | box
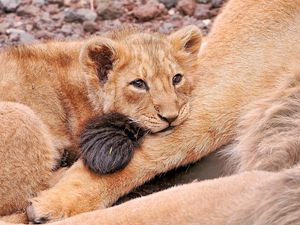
[0,102,57,216]
[18,0,300,223]
[0,26,201,221]
[21,70,300,225]
[2,0,300,224]
[30,166,300,225]
[224,71,300,172]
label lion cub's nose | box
[157,113,178,124]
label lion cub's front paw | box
[26,195,66,224]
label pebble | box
[202,19,211,26]
[194,3,212,19]
[6,28,35,43]
[96,0,123,20]
[0,0,21,12]
[47,4,60,15]
[132,1,166,22]
[177,0,196,16]
[158,0,178,9]
[10,32,20,42]
[196,0,210,3]
[77,8,98,21]
[60,24,73,34]
[40,11,52,23]
[32,0,46,5]
[17,5,40,17]
[0,22,11,34]
[83,21,99,33]
[48,0,64,7]
[35,30,55,39]
[211,0,223,8]
[158,22,174,33]
[64,8,97,23]
[19,32,35,43]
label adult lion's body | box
[2,0,300,224]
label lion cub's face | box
[81,26,201,133]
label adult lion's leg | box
[33,170,274,225]
[2,168,300,225]
[228,165,300,225]
[30,166,300,225]
[0,102,58,220]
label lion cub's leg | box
[0,102,58,217]
[0,212,28,224]
[227,83,300,172]
[27,153,156,223]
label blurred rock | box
[177,0,196,16]
[211,0,223,8]
[6,28,35,43]
[78,8,97,21]
[96,0,123,20]
[51,13,63,20]
[61,24,72,34]
[35,30,54,39]
[32,0,46,5]
[40,11,52,22]
[158,0,178,9]
[10,32,20,42]
[0,22,11,34]
[20,32,35,43]
[17,5,40,16]
[132,1,166,22]
[83,21,99,33]
[6,28,24,34]
[196,0,210,3]
[202,19,211,26]
[0,0,21,12]
[194,3,212,19]
[25,24,34,32]
[158,22,174,33]
[48,0,64,7]
[47,4,60,14]
[64,8,97,23]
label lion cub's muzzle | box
[151,102,190,134]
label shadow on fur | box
[79,113,148,174]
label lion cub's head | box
[80,26,201,133]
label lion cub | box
[0,25,201,221]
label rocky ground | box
[0,0,225,47]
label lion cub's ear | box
[168,25,202,56]
[80,37,125,84]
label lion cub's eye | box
[172,73,183,86]
[130,79,149,90]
